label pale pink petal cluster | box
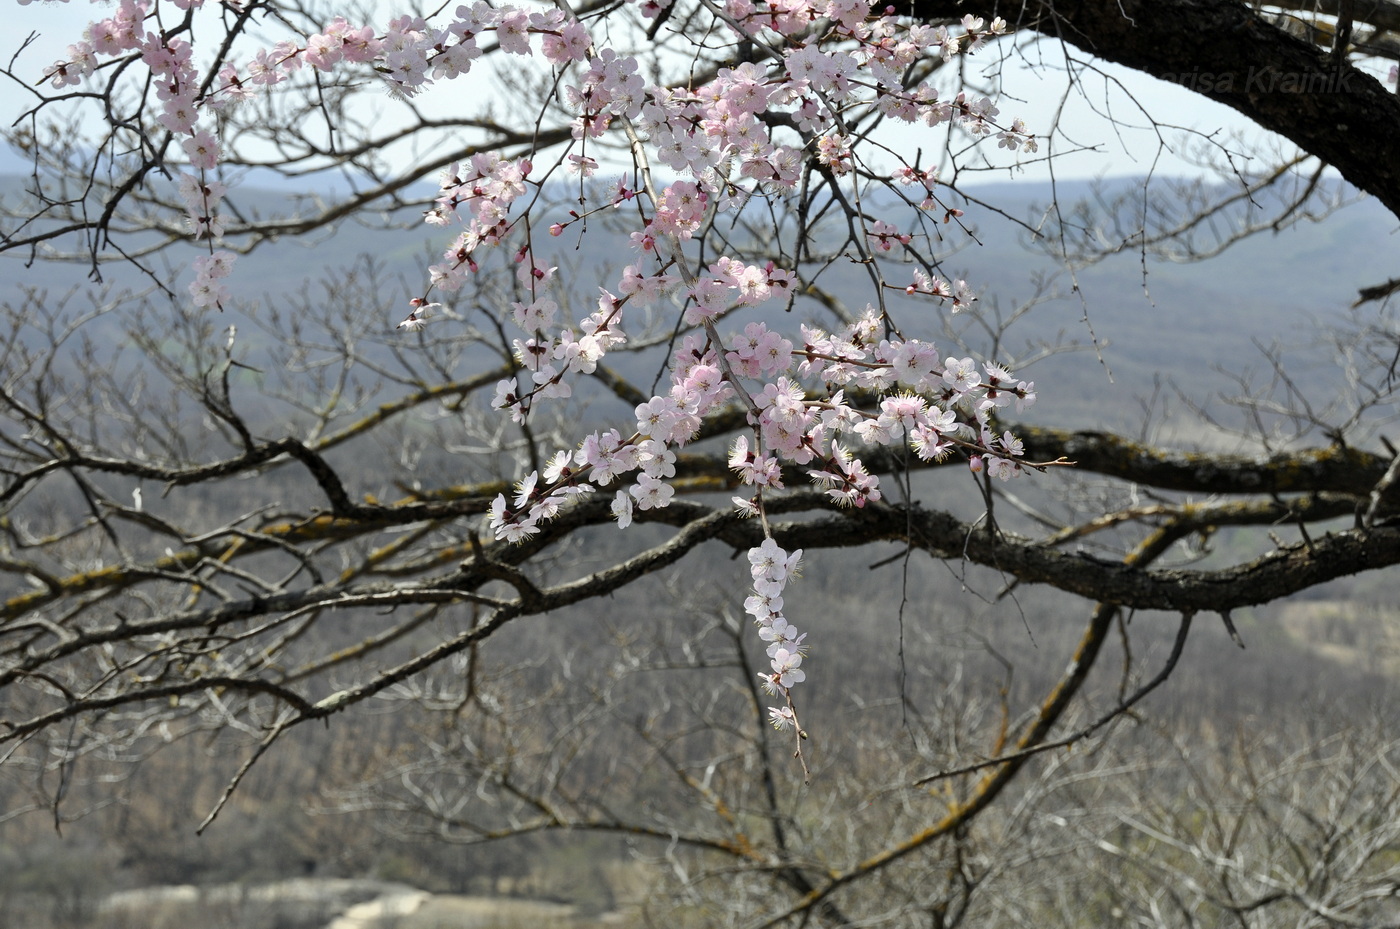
[746,539,807,692]
[189,251,235,310]
[37,0,1046,716]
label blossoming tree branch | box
[3,1,1400,911]
[12,0,1069,759]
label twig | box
[914,611,1195,784]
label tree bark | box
[905,0,1400,218]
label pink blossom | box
[182,132,220,171]
[768,648,805,688]
[610,490,633,527]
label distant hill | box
[2,171,1394,436]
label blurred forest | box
[2,172,1398,929]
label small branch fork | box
[914,610,1194,784]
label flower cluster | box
[37,0,1048,730]
[746,539,806,697]
[178,173,227,241]
[425,154,535,293]
[189,251,235,310]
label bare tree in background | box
[2,1,1400,925]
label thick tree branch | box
[773,500,1400,612]
[905,0,1400,218]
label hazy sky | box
[3,2,1299,185]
